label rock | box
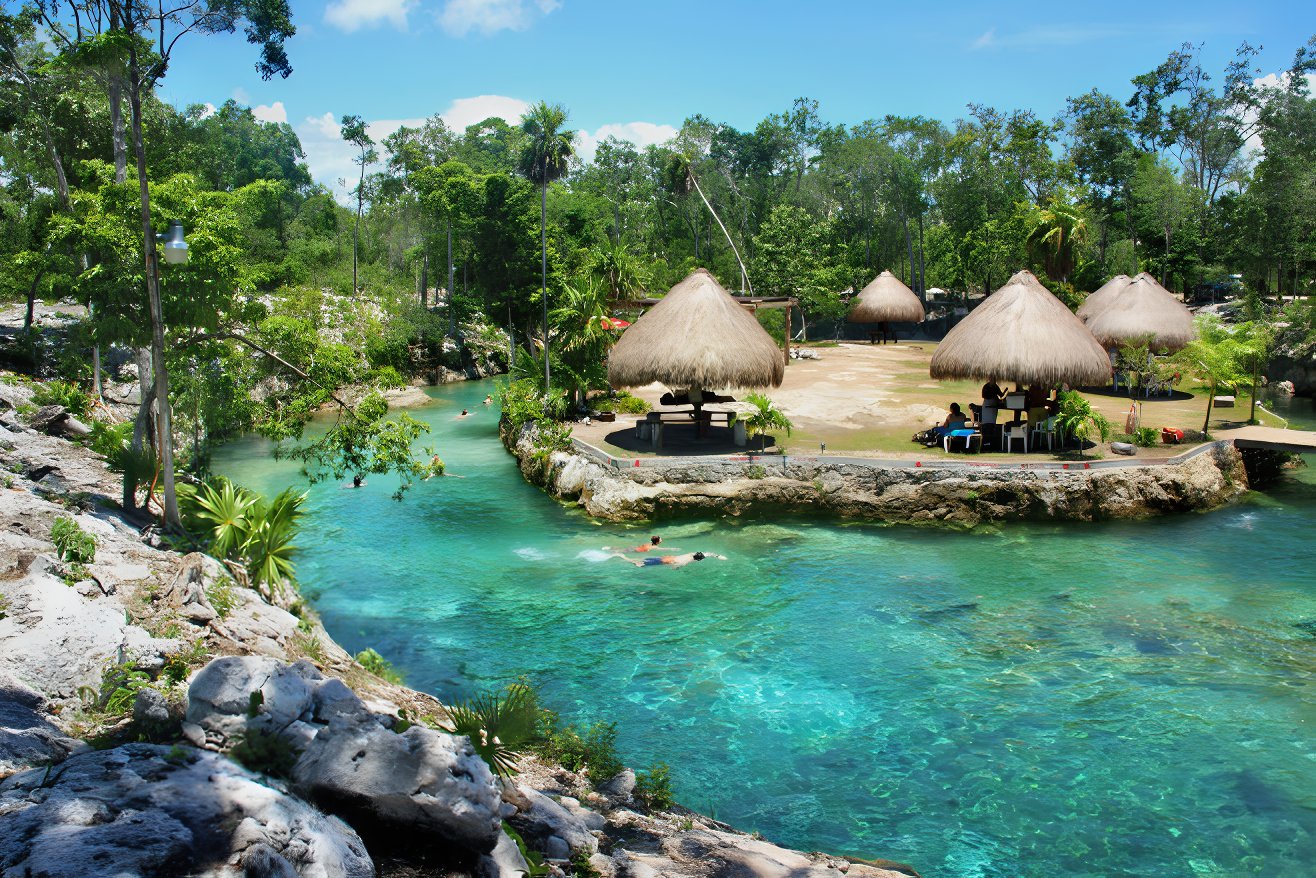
[0,743,373,878]
[1111,442,1136,456]
[558,795,607,831]
[483,829,532,878]
[0,671,81,775]
[27,404,68,434]
[293,719,503,855]
[185,656,316,747]
[132,686,172,727]
[162,552,223,623]
[598,767,636,803]
[508,786,600,857]
[656,828,912,878]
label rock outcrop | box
[508,425,1250,525]
[0,744,373,878]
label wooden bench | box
[635,409,739,447]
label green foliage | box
[634,762,675,811]
[590,393,649,415]
[31,380,91,416]
[538,718,624,786]
[1134,427,1160,447]
[569,850,602,878]
[355,648,403,684]
[503,825,550,877]
[50,516,96,564]
[189,479,305,592]
[229,728,300,779]
[742,393,793,452]
[1055,391,1113,458]
[78,661,151,717]
[442,682,541,778]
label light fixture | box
[161,220,188,265]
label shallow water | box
[215,384,1316,878]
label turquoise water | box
[214,383,1316,878]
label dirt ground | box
[571,341,1276,461]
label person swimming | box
[457,409,470,418]
[618,551,726,568]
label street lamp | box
[160,220,189,265]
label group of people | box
[933,378,1063,447]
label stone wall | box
[507,427,1250,526]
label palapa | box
[1083,274,1197,353]
[1075,274,1132,321]
[929,269,1112,387]
[847,271,925,324]
[608,268,784,390]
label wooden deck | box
[1227,425,1316,454]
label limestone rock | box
[507,785,600,857]
[0,744,373,877]
[0,671,81,775]
[598,767,636,804]
[292,718,503,855]
[656,828,912,878]
[483,829,532,878]
[185,656,319,747]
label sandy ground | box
[571,342,1276,460]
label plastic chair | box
[1005,422,1029,453]
[1030,417,1057,451]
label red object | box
[599,317,631,330]
[1161,427,1184,444]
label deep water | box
[214,384,1316,878]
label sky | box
[152,0,1316,201]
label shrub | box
[1134,426,1160,447]
[51,516,96,564]
[32,380,91,417]
[372,365,407,388]
[206,577,239,619]
[78,661,151,716]
[634,762,675,810]
[442,682,540,778]
[540,720,624,786]
[229,728,300,778]
[356,647,403,684]
[592,393,649,414]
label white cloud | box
[438,0,561,37]
[296,96,532,203]
[972,28,995,50]
[198,102,217,119]
[252,101,288,124]
[970,24,1129,50]
[575,121,678,165]
[325,0,415,32]
[443,94,531,130]
[232,87,250,105]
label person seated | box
[659,390,691,407]
[932,403,970,438]
[1026,384,1050,423]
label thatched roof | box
[1083,275,1197,352]
[1075,274,1132,321]
[607,268,784,390]
[929,269,1112,386]
[847,271,925,323]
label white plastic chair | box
[1005,422,1029,453]
[1030,417,1057,451]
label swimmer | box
[617,551,726,568]
[606,536,679,554]
[484,395,493,405]
[457,409,470,418]
[351,474,363,488]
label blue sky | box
[155,0,1314,199]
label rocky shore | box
[0,388,918,877]
[505,426,1251,526]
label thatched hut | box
[847,271,925,324]
[929,269,1111,387]
[1075,274,1132,321]
[1083,274,1197,353]
[608,268,785,391]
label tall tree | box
[517,100,575,391]
[340,114,375,293]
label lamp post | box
[147,219,187,528]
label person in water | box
[636,536,662,552]
[484,395,493,405]
[457,409,470,418]
[351,474,363,488]
[618,551,727,568]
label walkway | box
[1226,425,1316,454]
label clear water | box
[214,384,1316,878]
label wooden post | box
[783,303,791,366]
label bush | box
[634,762,675,811]
[51,516,96,564]
[1134,426,1159,447]
[539,720,624,786]
[356,647,403,684]
[371,365,407,388]
[32,379,91,417]
[229,728,300,778]
[591,393,649,414]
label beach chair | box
[944,429,982,453]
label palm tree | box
[743,392,793,452]
[1027,196,1089,285]
[517,101,576,392]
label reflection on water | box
[215,381,1316,878]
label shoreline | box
[0,402,920,877]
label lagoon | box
[215,380,1316,878]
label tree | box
[1026,193,1089,285]
[751,204,846,336]
[517,100,575,391]
[340,114,376,293]
[742,392,792,452]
